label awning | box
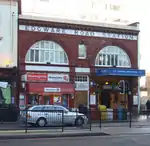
[96,68,145,77]
[26,83,74,94]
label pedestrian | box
[146,100,150,118]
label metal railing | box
[0,108,150,133]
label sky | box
[21,0,149,86]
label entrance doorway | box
[101,91,111,108]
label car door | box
[43,106,56,125]
[54,106,64,125]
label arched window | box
[95,46,131,68]
[25,40,68,64]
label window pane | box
[44,51,50,62]
[55,106,69,112]
[115,55,118,66]
[55,106,63,111]
[103,54,106,65]
[40,50,44,62]
[35,50,39,62]
[78,44,86,58]
[34,43,39,48]
[110,55,114,66]
[41,41,44,48]
[99,54,102,65]
[30,50,34,62]
[50,42,54,50]
[45,41,49,49]
[26,52,30,62]
[44,106,55,111]
[55,51,60,63]
[60,52,66,63]
[32,107,42,111]
[107,55,110,65]
[50,51,54,62]
[64,53,68,63]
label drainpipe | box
[137,23,141,114]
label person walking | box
[146,100,150,118]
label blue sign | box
[96,68,145,77]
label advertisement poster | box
[53,95,61,105]
[19,94,25,109]
[62,94,68,108]
[0,85,11,104]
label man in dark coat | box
[146,100,150,118]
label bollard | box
[61,110,64,132]
[99,111,101,129]
[25,108,28,133]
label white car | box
[20,105,88,127]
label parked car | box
[20,105,88,127]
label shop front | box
[26,82,74,107]
[20,72,75,108]
[89,68,145,120]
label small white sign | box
[21,74,27,81]
[47,74,69,82]
[0,82,8,88]
[75,83,89,91]
[44,88,61,92]
[90,94,96,105]
[133,95,138,105]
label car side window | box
[44,106,55,111]
[55,106,65,111]
[32,107,43,111]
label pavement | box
[0,115,150,140]
[0,115,150,131]
[1,125,150,140]
[1,134,150,146]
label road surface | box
[1,134,150,146]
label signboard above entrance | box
[96,68,145,77]
[19,25,137,40]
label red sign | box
[27,73,47,81]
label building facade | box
[0,0,18,105]
[18,15,145,113]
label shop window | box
[78,43,87,59]
[75,75,88,82]
[95,46,131,68]
[25,41,68,65]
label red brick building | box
[18,15,145,113]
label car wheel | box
[75,117,84,126]
[36,118,47,127]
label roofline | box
[19,15,139,31]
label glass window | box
[32,106,43,111]
[78,44,86,59]
[26,52,30,62]
[30,49,34,62]
[44,51,50,62]
[95,46,131,68]
[35,50,39,62]
[55,106,68,112]
[75,75,88,82]
[25,41,68,65]
[40,50,44,62]
[44,106,55,111]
